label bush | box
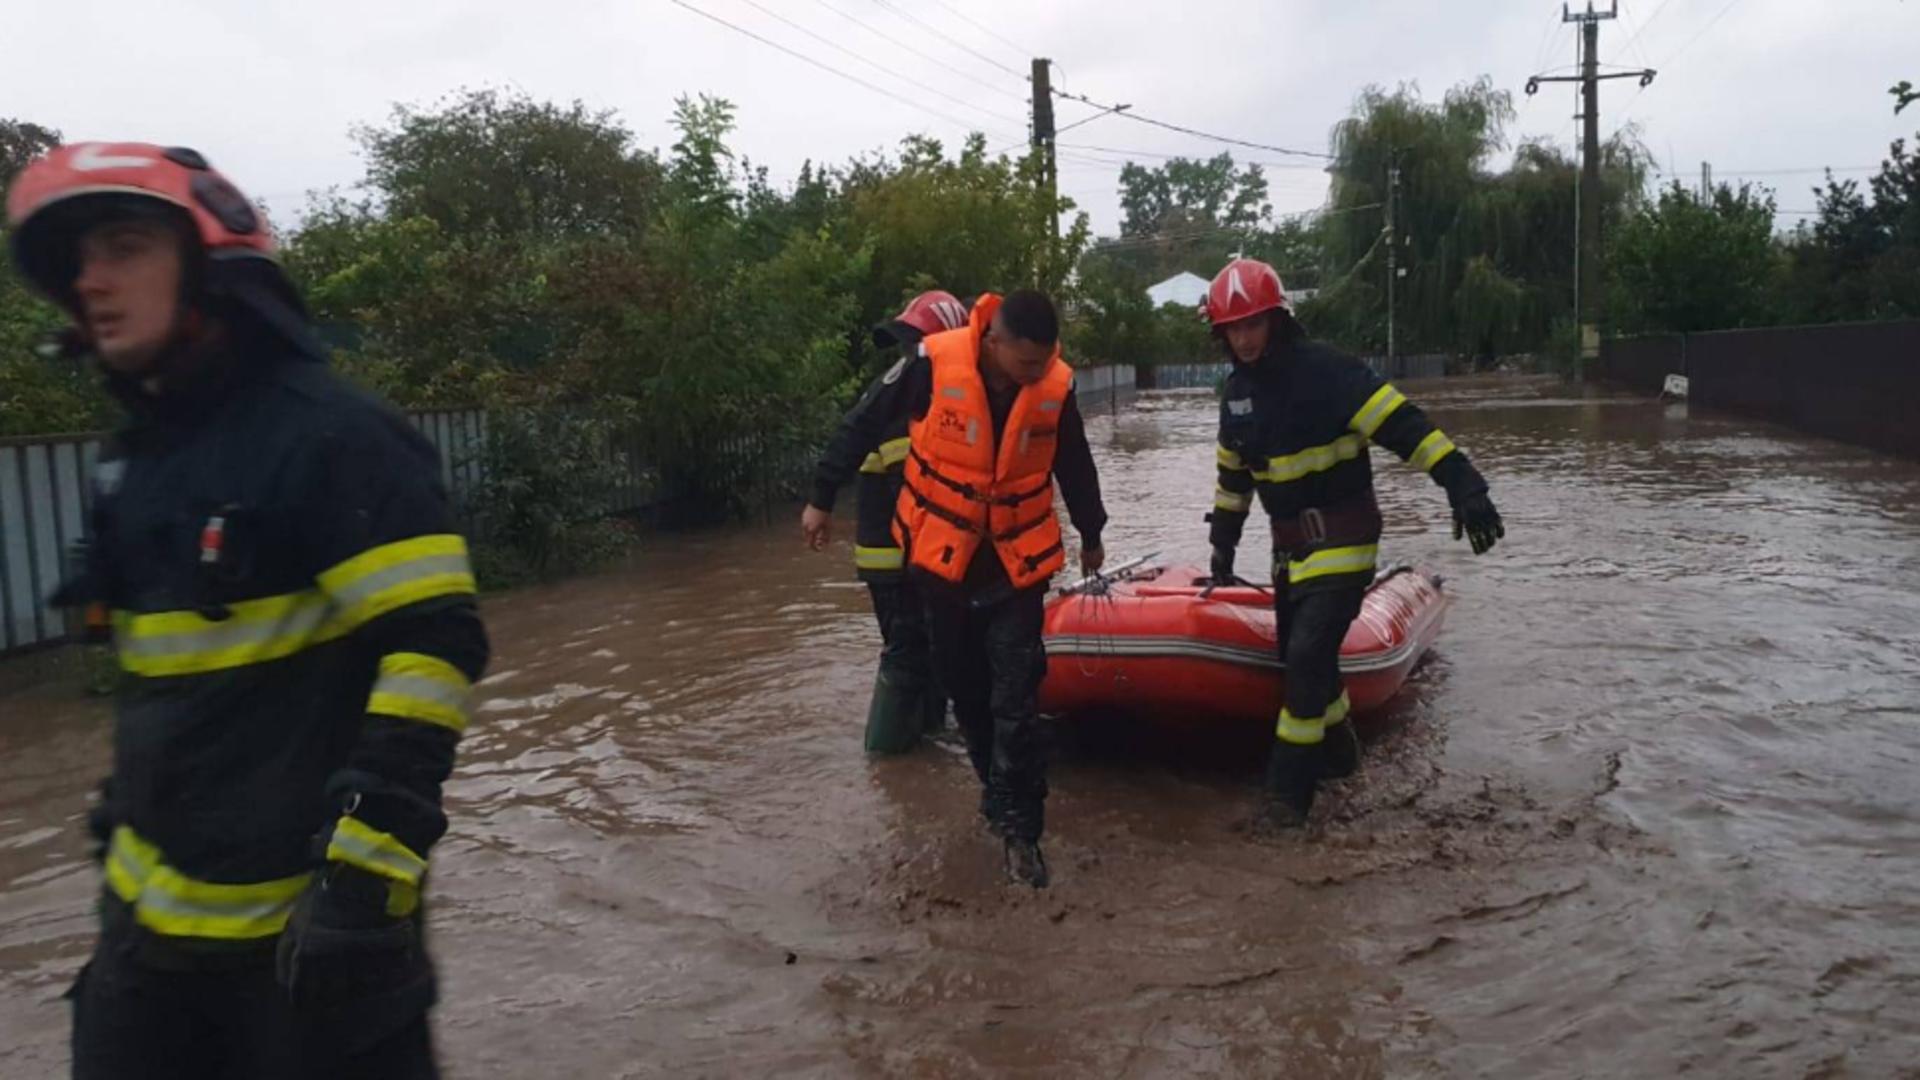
[464,407,635,585]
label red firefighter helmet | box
[895,290,969,337]
[6,142,275,300]
[874,289,969,348]
[1205,258,1291,326]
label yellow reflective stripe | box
[1410,430,1458,473]
[1287,544,1380,585]
[327,815,429,888]
[1349,384,1408,438]
[858,437,913,475]
[1277,709,1327,745]
[1216,445,1247,471]
[368,651,472,733]
[114,590,342,677]
[106,826,310,940]
[1325,691,1353,726]
[1249,435,1367,484]
[853,545,905,571]
[1214,486,1253,513]
[318,534,476,632]
[104,825,156,903]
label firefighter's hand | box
[276,864,422,1008]
[1081,544,1106,574]
[1450,491,1505,555]
[1210,546,1236,584]
[801,505,832,551]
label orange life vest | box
[894,294,1072,591]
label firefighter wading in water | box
[1203,259,1505,830]
[8,143,487,1078]
[804,290,1106,888]
[834,291,970,754]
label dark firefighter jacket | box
[1209,340,1487,594]
[67,340,489,948]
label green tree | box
[1310,80,1646,360]
[0,118,106,435]
[1,118,61,188]
[356,88,662,240]
[1774,125,1920,324]
[1101,153,1274,283]
[1608,182,1778,334]
[841,135,1087,373]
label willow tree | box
[1306,79,1648,361]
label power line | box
[1531,2,1567,73]
[734,0,1023,126]
[1058,142,1330,169]
[1648,164,1875,177]
[1657,0,1746,68]
[922,0,1032,61]
[1056,106,1129,138]
[867,0,1028,79]
[1619,0,1685,55]
[1616,0,1659,69]
[1050,85,1334,160]
[1611,0,1746,135]
[670,0,1013,140]
[1090,202,1388,249]
[810,0,1028,105]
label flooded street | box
[4,375,1920,1077]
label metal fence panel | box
[0,376,1138,656]
[0,446,41,651]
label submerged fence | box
[0,365,1138,656]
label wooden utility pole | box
[1527,2,1654,377]
[1031,58,1057,245]
[1386,156,1402,370]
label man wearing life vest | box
[1204,259,1504,831]
[811,291,969,754]
[9,144,487,1077]
[803,290,1106,887]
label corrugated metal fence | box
[0,410,494,656]
[1,365,1139,656]
[1141,354,1448,392]
[0,433,100,653]
[1142,362,1227,390]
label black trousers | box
[923,586,1050,841]
[867,578,936,690]
[69,907,438,1080]
[1273,584,1367,742]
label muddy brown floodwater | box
[4,375,1920,1078]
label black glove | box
[276,864,426,1010]
[1450,491,1505,555]
[1210,546,1236,584]
[85,779,114,864]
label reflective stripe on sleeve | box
[1409,430,1458,473]
[326,815,429,888]
[368,651,473,733]
[1214,486,1254,513]
[853,545,906,572]
[318,534,476,632]
[1349,384,1408,438]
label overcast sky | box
[8,0,1918,239]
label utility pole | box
[1527,2,1654,378]
[1700,161,1712,200]
[1386,155,1401,372]
[1030,58,1058,246]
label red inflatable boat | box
[1040,560,1449,723]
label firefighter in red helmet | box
[808,291,968,755]
[1203,258,1503,831]
[9,143,486,1078]
[804,289,1106,888]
